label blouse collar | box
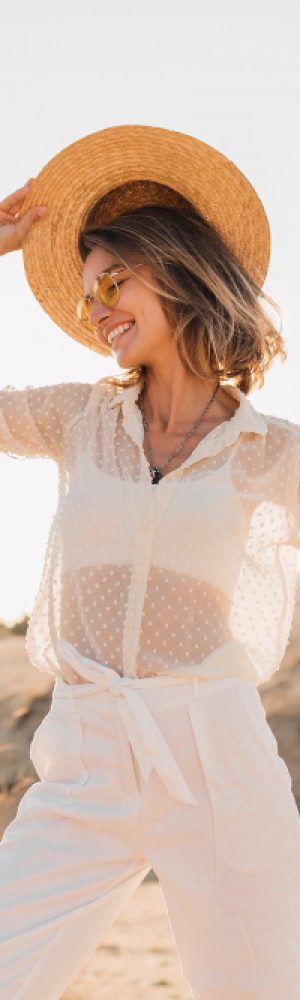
[106,377,268,467]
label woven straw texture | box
[21,124,271,354]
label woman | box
[0,125,300,999]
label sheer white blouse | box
[1,376,299,687]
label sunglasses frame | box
[77,264,145,330]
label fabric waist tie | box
[57,640,197,806]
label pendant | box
[150,466,163,484]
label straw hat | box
[21,124,271,355]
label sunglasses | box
[77,265,144,331]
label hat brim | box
[21,124,271,355]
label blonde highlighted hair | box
[78,189,286,396]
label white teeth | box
[107,321,134,345]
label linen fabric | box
[0,376,299,686]
[1,673,300,999]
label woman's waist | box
[52,638,258,714]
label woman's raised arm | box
[0,180,92,460]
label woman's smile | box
[109,320,136,348]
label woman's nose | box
[89,300,112,328]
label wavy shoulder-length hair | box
[78,188,286,396]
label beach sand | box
[1,575,300,996]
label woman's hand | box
[0,179,48,256]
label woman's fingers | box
[0,179,35,213]
[0,178,48,255]
[0,210,24,221]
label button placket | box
[122,481,155,677]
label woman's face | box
[82,248,175,369]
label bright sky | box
[0,0,299,623]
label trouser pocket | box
[188,680,300,874]
[29,702,89,804]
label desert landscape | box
[1,575,300,997]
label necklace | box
[139,380,221,484]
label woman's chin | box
[112,346,144,367]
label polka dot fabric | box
[1,377,299,686]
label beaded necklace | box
[139,380,220,484]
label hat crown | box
[86,178,196,228]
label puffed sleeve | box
[0,382,93,461]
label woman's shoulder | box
[263,411,300,437]
[259,411,300,460]
[51,378,118,409]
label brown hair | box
[78,190,286,396]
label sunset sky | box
[0,0,299,623]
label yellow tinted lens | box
[93,273,120,307]
[77,297,93,323]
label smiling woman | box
[77,190,286,397]
[1,127,300,1000]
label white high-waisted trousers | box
[1,643,300,999]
